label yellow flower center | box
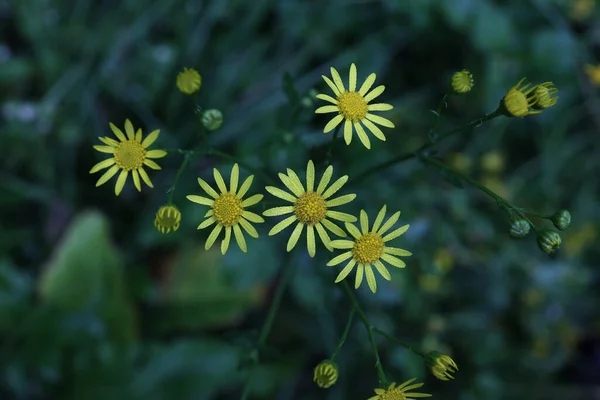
[114,140,146,170]
[353,233,384,264]
[378,387,407,400]
[213,193,244,226]
[337,91,368,121]
[294,191,327,225]
[154,205,181,233]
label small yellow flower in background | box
[187,164,264,254]
[425,351,458,381]
[585,64,600,85]
[480,151,505,175]
[433,248,454,273]
[90,119,166,196]
[315,63,395,149]
[368,378,431,400]
[154,205,181,234]
[499,78,542,118]
[564,222,597,257]
[328,205,411,293]
[570,0,595,20]
[176,67,202,95]
[533,82,559,109]
[446,152,472,174]
[419,274,442,293]
[313,360,338,389]
[263,160,357,257]
[450,69,474,94]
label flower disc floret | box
[186,164,264,254]
[294,191,327,224]
[315,63,395,149]
[368,378,431,400]
[353,233,384,264]
[154,205,181,234]
[499,78,542,118]
[263,160,357,258]
[213,193,244,226]
[89,119,166,196]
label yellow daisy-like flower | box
[328,205,411,293]
[368,378,431,400]
[263,160,357,257]
[186,164,264,254]
[176,67,202,95]
[499,78,542,118]
[90,119,166,196]
[154,204,181,234]
[585,64,600,85]
[315,63,395,149]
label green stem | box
[349,109,502,185]
[167,152,191,203]
[331,307,356,361]
[340,281,387,386]
[240,260,296,400]
[324,124,342,166]
[419,155,539,232]
[372,327,425,358]
[429,93,448,142]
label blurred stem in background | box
[330,307,355,361]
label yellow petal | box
[368,103,393,111]
[322,75,341,96]
[365,264,377,293]
[241,194,263,207]
[372,205,387,233]
[114,169,128,196]
[323,114,344,133]
[321,175,348,199]
[233,224,247,252]
[286,222,304,252]
[237,175,254,198]
[198,177,219,199]
[186,195,215,206]
[205,225,223,250]
[146,149,167,159]
[306,160,315,192]
[124,119,135,140]
[381,253,406,268]
[343,119,353,145]
[93,145,116,154]
[109,122,127,142]
[366,113,395,128]
[326,210,356,222]
[315,105,339,114]
[355,264,364,289]
[358,73,376,96]
[230,163,239,193]
[382,224,409,242]
[263,206,294,217]
[334,259,356,283]
[378,211,401,235]
[364,85,385,103]
[132,169,141,192]
[349,63,357,92]
[142,129,160,148]
[327,251,353,266]
[98,136,119,147]
[354,122,371,149]
[95,165,119,186]
[239,218,259,238]
[268,214,297,236]
[89,158,116,174]
[359,210,369,234]
[345,223,362,239]
[242,210,264,223]
[138,167,153,188]
[143,159,161,170]
[362,119,387,141]
[265,186,297,202]
[221,226,232,255]
[316,94,338,104]
[213,168,227,193]
[325,193,355,207]
[307,224,316,257]
[330,67,345,93]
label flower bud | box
[537,230,561,254]
[550,209,571,230]
[450,70,474,94]
[499,78,542,118]
[510,219,531,238]
[154,204,182,234]
[532,82,558,109]
[176,67,202,95]
[425,351,458,381]
[313,360,338,389]
[201,109,223,131]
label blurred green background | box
[2,0,600,399]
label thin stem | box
[331,307,356,361]
[349,109,502,186]
[240,259,295,400]
[340,281,387,386]
[420,155,539,232]
[324,124,342,167]
[167,152,191,203]
[372,327,425,358]
[429,93,448,142]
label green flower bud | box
[450,70,474,94]
[550,209,571,231]
[313,360,338,389]
[510,219,531,238]
[537,230,561,254]
[201,109,223,131]
[532,82,558,110]
[154,204,181,234]
[425,351,458,381]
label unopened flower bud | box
[313,360,338,389]
[499,78,542,118]
[550,209,571,230]
[154,204,181,234]
[450,70,474,94]
[532,82,558,109]
[201,109,223,131]
[176,68,202,95]
[537,230,561,254]
[510,219,531,238]
[425,351,458,381]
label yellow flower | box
[480,151,504,174]
[313,360,338,389]
[570,0,595,20]
[263,160,357,257]
[328,205,411,293]
[315,63,394,149]
[585,64,600,85]
[532,82,559,109]
[176,67,202,95]
[154,205,182,234]
[368,378,431,400]
[450,69,474,94]
[499,78,542,118]
[186,164,264,254]
[90,119,166,196]
[425,351,458,381]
